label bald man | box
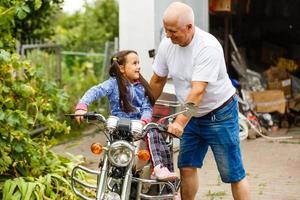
[150,2,250,200]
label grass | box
[258,182,267,195]
[205,190,226,200]
[216,175,222,186]
[279,140,300,144]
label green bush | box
[0,51,80,199]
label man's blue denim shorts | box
[178,95,246,183]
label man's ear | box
[187,23,193,30]
[119,65,125,74]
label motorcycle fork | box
[95,141,134,200]
[121,161,134,200]
[96,142,110,200]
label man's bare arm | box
[168,81,207,136]
[149,73,168,100]
[186,81,207,106]
[177,81,207,123]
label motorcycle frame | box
[69,114,179,200]
[71,140,136,200]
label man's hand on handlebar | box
[167,113,191,138]
[167,121,184,138]
[75,110,87,124]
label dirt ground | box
[52,127,300,200]
[193,128,300,200]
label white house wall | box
[119,0,155,81]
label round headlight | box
[108,141,134,167]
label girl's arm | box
[75,78,114,111]
[140,96,153,124]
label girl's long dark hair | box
[109,50,155,113]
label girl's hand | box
[141,120,146,126]
[75,110,87,124]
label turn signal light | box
[137,150,150,161]
[91,143,103,155]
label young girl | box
[75,50,177,181]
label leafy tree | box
[0,1,83,199]
[0,0,63,52]
[53,0,119,52]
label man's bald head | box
[163,2,194,27]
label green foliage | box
[24,49,108,118]
[0,51,79,199]
[0,0,118,198]
[0,0,63,52]
[61,54,109,116]
[0,52,69,172]
[50,0,119,116]
[26,49,61,83]
[2,172,78,200]
[206,190,227,200]
[53,0,119,52]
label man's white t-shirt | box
[152,27,236,117]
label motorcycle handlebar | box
[65,113,180,139]
[65,112,106,123]
[143,122,180,139]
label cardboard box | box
[251,90,286,114]
[209,0,231,12]
[263,67,289,81]
[268,78,292,98]
[263,67,292,98]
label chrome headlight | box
[108,141,134,167]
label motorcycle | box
[66,112,180,200]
